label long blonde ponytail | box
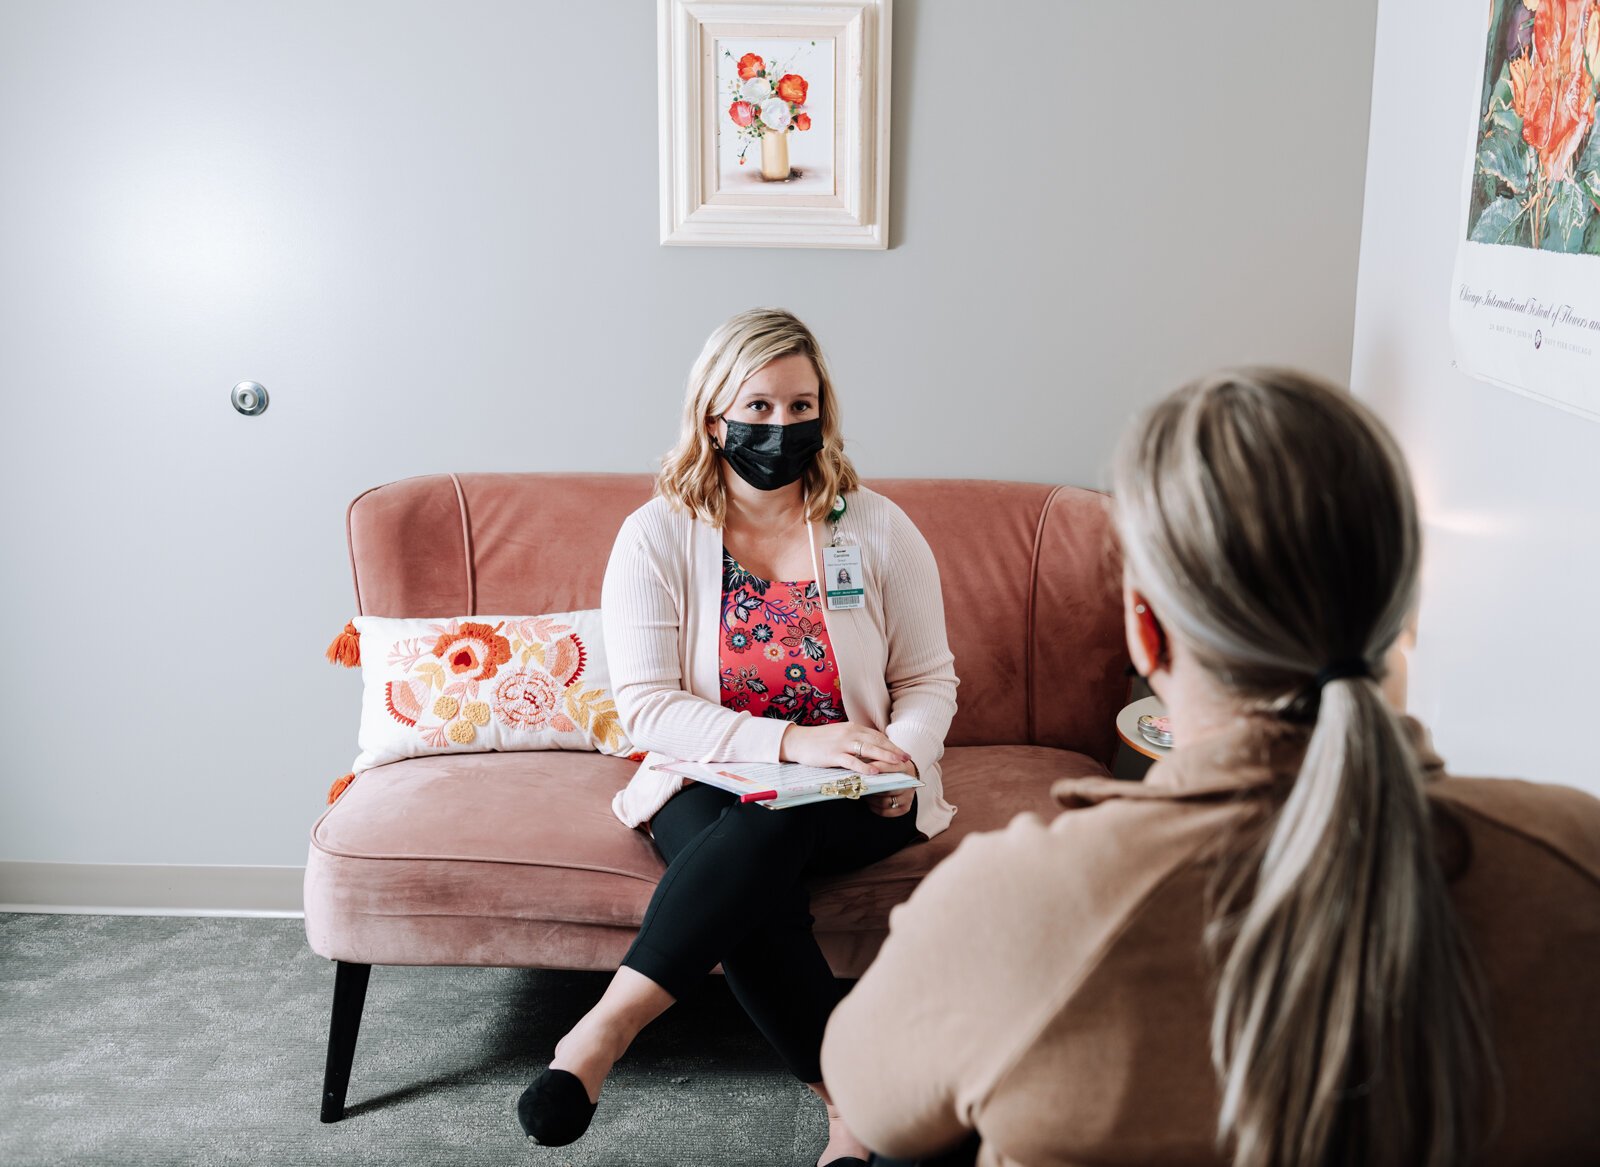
[1112,369,1497,1166]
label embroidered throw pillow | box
[346,610,634,773]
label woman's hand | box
[780,721,911,774]
[866,783,917,818]
[780,723,918,816]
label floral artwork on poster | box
[1451,0,1600,422]
[1466,0,1600,252]
[717,39,835,196]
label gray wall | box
[0,0,1380,866]
[1352,0,1599,795]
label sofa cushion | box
[810,745,1113,933]
[304,745,1113,970]
[313,751,655,880]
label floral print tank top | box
[719,546,847,725]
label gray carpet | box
[0,913,834,1166]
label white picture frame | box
[658,0,892,249]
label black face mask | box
[714,416,825,491]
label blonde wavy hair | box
[656,307,859,526]
[1113,369,1498,1167]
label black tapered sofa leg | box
[320,960,372,1122]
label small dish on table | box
[1116,695,1172,761]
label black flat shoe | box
[821,1159,869,1167]
[516,1068,597,1145]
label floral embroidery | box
[381,617,626,752]
[385,680,424,727]
[720,547,845,727]
[494,670,559,730]
[430,621,513,682]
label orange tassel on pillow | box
[328,772,356,804]
[325,621,361,667]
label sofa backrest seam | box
[1025,485,1065,746]
[448,472,477,614]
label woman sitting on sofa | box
[516,306,959,1167]
[820,369,1600,1165]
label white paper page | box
[651,759,923,800]
[724,762,860,789]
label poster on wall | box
[1451,0,1600,422]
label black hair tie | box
[1278,658,1374,723]
[1312,658,1373,691]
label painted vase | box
[760,130,790,181]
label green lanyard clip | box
[826,494,846,546]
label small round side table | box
[1116,695,1171,761]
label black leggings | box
[621,781,921,1083]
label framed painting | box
[657,0,892,249]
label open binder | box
[649,759,923,810]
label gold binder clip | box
[820,775,868,800]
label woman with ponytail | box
[821,369,1600,1166]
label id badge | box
[822,545,865,610]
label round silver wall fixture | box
[231,381,269,416]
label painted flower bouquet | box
[1468,0,1600,252]
[725,48,813,177]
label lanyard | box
[805,494,848,583]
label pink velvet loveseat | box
[303,472,1128,1121]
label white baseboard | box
[0,861,305,918]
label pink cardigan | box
[600,487,961,839]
